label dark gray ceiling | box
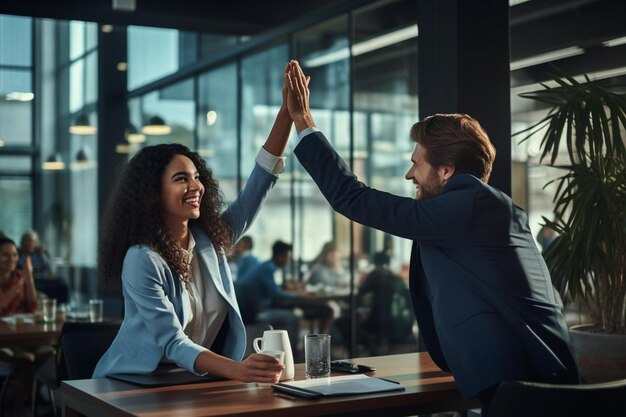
[510,0,626,87]
[0,0,341,34]
[1,0,625,88]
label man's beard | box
[416,170,443,201]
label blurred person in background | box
[229,235,260,282]
[305,241,349,290]
[18,229,52,281]
[0,237,42,416]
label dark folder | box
[108,366,222,387]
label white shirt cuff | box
[256,147,286,175]
[298,127,319,141]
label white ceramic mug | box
[253,330,294,380]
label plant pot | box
[569,324,626,382]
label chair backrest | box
[60,327,119,380]
[489,379,626,417]
[56,321,120,381]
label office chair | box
[60,328,118,379]
[32,321,120,416]
[0,361,14,417]
[489,379,626,417]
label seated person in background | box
[0,237,42,416]
[0,237,38,315]
[94,69,294,383]
[358,252,414,354]
[229,235,260,281]
[305,241,349,290]
[236,241,300,350]
[18,229,69,303]
[18,229,52,281]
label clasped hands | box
[283,60,316,134]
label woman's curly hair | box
[99,143,231,284]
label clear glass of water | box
[305,334,331,379]
[42,298,57,323]
[89,299,104,322]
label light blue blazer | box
[93,163,278,378]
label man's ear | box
[439,165,455,182]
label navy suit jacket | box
[295,131,579,397]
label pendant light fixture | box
[141,115,171,136]
[69,113,97,135]
[125,124,146,143]
[72,146,96,170]
[42,153,65,170]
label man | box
[230,235,260,281]
[358,252,414,354]
[285,60,579,416]
[235,241,299,350]
[18,230,52,281]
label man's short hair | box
[410,113,496,182]
[272,241,292,258]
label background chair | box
[32,321,119,416]
[489,379,626,417]
[60,327,118,380]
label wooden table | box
[62,352,479,417]
[0,316,62,348]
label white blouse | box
[182,234,228,349]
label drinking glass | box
[305,334,331,379]
[42,298,57,323]
[89,299,104,322]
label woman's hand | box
[281,63,289,110]
[23,256,35,286]
[232,353,285,383]
[286,60,315,133]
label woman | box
[0,237,38,315]
[0,237,40,415]
[94,72,294,384]
[306,241,349,289]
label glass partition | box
[198,63,238,202]
[0,15,33,147]
[240,44,291,262]
[294,16,350,271]
[351,0,418,356]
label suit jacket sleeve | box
[294,131,475,243]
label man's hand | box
[286,60,315,133]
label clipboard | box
[108,366,223,387]
[272,374,404,399]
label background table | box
[0,317,62,348]
[62,352,479,417]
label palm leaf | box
[520,73,626,333]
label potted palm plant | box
[519,73,626,382]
